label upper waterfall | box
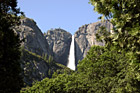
[67,36,75,70]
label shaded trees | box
[0,0,23,92]
[88,0,140,92]
[78,46,140,92]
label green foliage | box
[21,72,87,93]
[48,55,54,65]
[78,46,105,73]
[89,0,140,53]
[42,53,54,65]
[78,46,140,92]
[21,0,140,92]
[21,49,72,87]
[0,0,24,92]
[88,0,140,92]
[20,15,26,19]
[42,53,48,61]
[22,49,43,62]
[21,46,140,93]
[96,26,112,48]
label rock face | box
[74,21,113,66]
[14,18,51,56]
[45,28,72,66]
[21,49,72,86]
[21,49,49,86]
[14,18,113,83]
[14,18,52,86]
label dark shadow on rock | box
[74,39,83,70]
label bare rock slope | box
[15,18,51,56]
[45,28,72,66]
[74,21,113,66]
[14,18,52,86]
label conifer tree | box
[0,0,23,92]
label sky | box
[17,0,101,35]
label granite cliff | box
[44,21,112,68]
[74,21,113,66]
[14,18,71,86]
[14,17,112,85]
[14,18,52,56]
[45,28,72,66]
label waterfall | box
[67,35,75,70]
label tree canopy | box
[21,0,140,92]
[90,0,140,53]
[0,0,23,92]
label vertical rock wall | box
[74,21,113,66]
[45,28,72,66]
[15,18,52,56]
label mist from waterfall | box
[67,36,75,70]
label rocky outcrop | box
[14,17,113,82]
[14,18,53,86]
[21,49,49,86]
[74,21,113,66]
[14,18,52,56]
[45,28,72,66]
[21,49,72,86]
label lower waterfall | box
[67,35,75,70]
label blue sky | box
[17,0,100,35]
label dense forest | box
[0,0,140,93]
[0,0,24,93]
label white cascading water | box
[67,36,75,70]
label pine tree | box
[0,0,23,92]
